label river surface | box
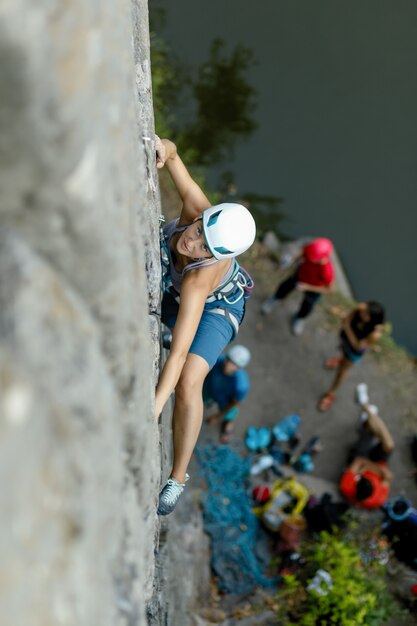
[157,0,417,354]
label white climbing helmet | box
[202,203,256,260]
[227,344,251,368]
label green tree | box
[180,38,257,165]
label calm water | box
[157,0,417,354]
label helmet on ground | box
[202,203,256,260]
[227,344,251,368]
[252,485,271,504]
[304,238,333,262]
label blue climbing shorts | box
[161,291,245,369]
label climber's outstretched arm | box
[156,136,211,224]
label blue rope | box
[196,444,280,594]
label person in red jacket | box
[261,238,334,336]
[339,397,394,509]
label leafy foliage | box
[149,6,286,235]
[276,530,401,626]
[242,191,286,238]
[179,38,257,165]
[150,3,257,167]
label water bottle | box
[250,454,275,476]
[273,414,301,442]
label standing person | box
[204,344,251,443]
[261,238,334,335]
[339,392,394,509]
[318,301,385,411]
[155,137,256,515]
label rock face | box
[0,2,211,625]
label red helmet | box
[304,238,333,262]
[252,485,271,504]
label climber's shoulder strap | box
[206,261,255,305]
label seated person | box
[339,397,394,509]
[204,344,251,443]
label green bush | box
[276,530,400,626]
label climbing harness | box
[159,216,254,334]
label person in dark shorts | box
[340,394,394,509]
[318,301,385,411]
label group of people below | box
[153,134,391,517]
[203,347,395,511]
[261,243,385,412]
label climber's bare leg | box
[362,404,395,454]
[170,353,209,484]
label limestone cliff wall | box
[0,1,162,624]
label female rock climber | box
[155,136,256,515]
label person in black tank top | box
[318,301,385,411]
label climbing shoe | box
[157,474,189,516]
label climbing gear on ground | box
[385,497,417,524]
[196,444,280,593]
[383,504,417,570]
[325,356,342,369]
[252,485,272,505]
[272,414,301,442]
[250,454,276,476]
[304,493,349,533]
[278,515,307,552]
[245,426,272,451]
[201,203,256,260]
[291,315,305,336]
[157,473,190,516]
[290,435,321,473]
[304,238,333,262]
[261,296,279,315]
[226,344,251,368]
[318,392,335,412]
[294,454,314,473]
[256,477,309,532]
